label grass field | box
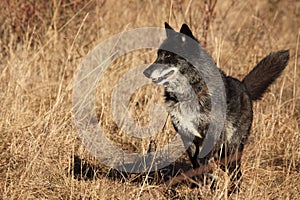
[1,0,299,199]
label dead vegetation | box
[0,0,299,199]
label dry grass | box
[0,0,299,199]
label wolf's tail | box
[242,50,289,101]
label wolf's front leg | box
[179,133,201,168]
[181,134,218,188]
[186,141,200,168]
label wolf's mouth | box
[152,70,175,84]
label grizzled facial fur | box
[143,24,203,99]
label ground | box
[0,0,299,199]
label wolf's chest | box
[166,100,203,138]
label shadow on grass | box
[67,155,192,185]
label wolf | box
[143,22,289,190]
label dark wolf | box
[143,22,289,191]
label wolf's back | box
[242,50,289,101]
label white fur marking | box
[225,122,236,142]
[181,36,186,42]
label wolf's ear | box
[165,22,175,38]
[180,24,195,39]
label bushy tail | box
[242,50,289,101]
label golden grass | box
[0,0,299,199]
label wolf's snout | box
[143,64,155,78]
[144,64,177,85]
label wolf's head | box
[143,23,201,93]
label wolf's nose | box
[143,65,154,78]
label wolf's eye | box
[165,53,172,59]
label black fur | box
[243,50,289,100]
[143,22,289,191]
